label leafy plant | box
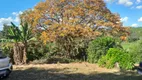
[7,22,32,64]
[87,37,121,63]
[128,40,142,63]
[55,36,88,60]
[98,48,134,70]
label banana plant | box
[8,22,32,42]
[7,22,32,64]
[19,22,32,44]
[7,22,21,42]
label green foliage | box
[0,42,13,57]
[87,37,120,63]
[0,31,3,39]
[122,39,142,64]
[128,31,139,42]
[55,36,87,60]
[27,41,48,61]
[0,24,11,39]
[0,42,14,63]
[98,48,134,70]
[2,24,11,38]
[7,22,32,43]
[7,22,21,42]
[128,40,142,63]
[46,42,57,56]
[128,27,142,42]
[121,41,137,50]
[27,41,58,61]
[6,22,33,64]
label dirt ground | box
[4,62,142,80]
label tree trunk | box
[23,42,27,64]
[13,42,24,65]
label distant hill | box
[130,27,142,32]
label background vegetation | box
[0,0,141,71]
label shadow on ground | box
[3,68,142,80]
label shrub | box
[0,42,14,63]
[128,33,139,42]
[55,37,88,60]
[27,41,49,61]
[98,48,134,70]
[46,42,57,55]
[1,42,13,57]
[128,37,139,42]
[87,37,120,63]
[128,28,142,42]
[129,40,142,63]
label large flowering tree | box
[20,0,129,58]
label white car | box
[0,51,12,78]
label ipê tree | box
[20,0,129,59]
[7,22,32,65]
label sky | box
[105,0,142,27]
[0,0,142,30]
[0,0,40,30]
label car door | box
[0,51,10,68]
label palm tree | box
[7,22,32,64]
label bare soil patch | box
[4,62,142,80]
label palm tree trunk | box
[13,42,24,65]
[23,42,27,64]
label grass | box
[121,41,137,50]
[121,40,141,51]
[4,63,142,80]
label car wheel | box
[4,65,13,78]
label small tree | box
[7,22,32,64]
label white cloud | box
[12,11,23,16]
[131,24,138,27]
[12,11,23,23]
[137,0,141,3]
[120,17,128,22]
[0,17,13,24]
[0,17,13,30]
[118,0,133,6]
[125,1,133,6]
[130,6,135,9]
[138,17,142,22]
[136,5,142,9]
[0,11,23,30]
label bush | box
[87,37,121,63]
[27,40,58,62]
[1,42,13,57]
[129,40,142,63]
[55,36,88,60]
[27,41,49,61]
[128,33,139,42]
[98,48,134,70]
[0,42,14,63]
[128,28,142,42]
